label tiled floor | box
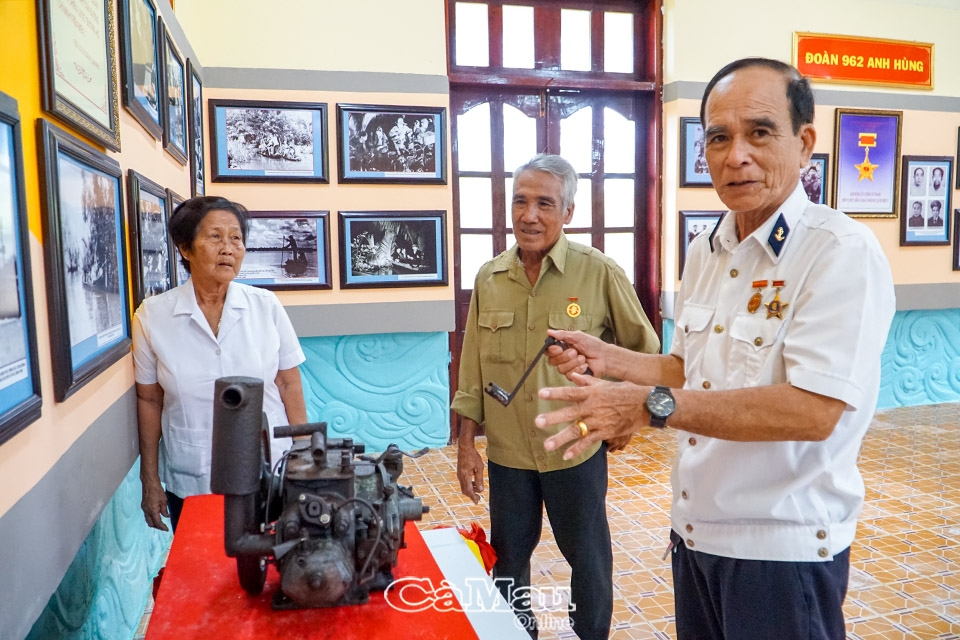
[137,402,960,639]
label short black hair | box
[933,167,944,179]
[700,57,814,135]
[168,196,249,274]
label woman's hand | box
[141,475,170,531]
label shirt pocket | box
[675,304,714,379]
[163,426,210,478]
[729,314,779,388]
[477,310,519,363]
[547,312,594,334]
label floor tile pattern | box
[138,402,960,639]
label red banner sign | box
[794,32,933,90]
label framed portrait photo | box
[37,0,122,151]
[159,21,188,165]
[679,117,712,187]
[802,153,829,205]
[209,99,329,183]
[832,109,902,217]
[0,93,42,444]
[186,60,204,196]
[118,0,162,140]
[900,156,952,247]
[236,211,331,291]
[339,211,447,289]
[337,104,446,184]
[127,170,175,307]
[678,211,723,279]
[37,120,131,402]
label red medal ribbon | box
[772,280,785,288]
[751,280,768,289]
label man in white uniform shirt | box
[534,58,895,640]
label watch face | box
[647,391,676,417]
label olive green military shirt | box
[452,234,660,472]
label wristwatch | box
[645,386,676,428]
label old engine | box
[210,376,429,609]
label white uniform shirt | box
[670,182,895,562]
[133,279,306,498]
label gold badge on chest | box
[764,280,788,319]
[747,280,768,314]
[567,297,581,318]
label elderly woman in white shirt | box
[134,196,307,532]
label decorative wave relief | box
[878,309,960,409]
[300,332,451,450]
[27,460,171,640]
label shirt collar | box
[710,181,808,264]
[172,278,248,318]
[495,232,569,276]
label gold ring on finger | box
[575,419,589,438]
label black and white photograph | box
[160,24,188,165]
[209,99,328,183]
[678,210,723,278]
[127,170,173,306]
[339,211,447,289]
[802,153,828,205]
[38,120,131,402]
[337,104,446,184]
[900,156,952,247]
[119,0,162,139]
[187,60,204,196]
[0,93,41,442]
[235,211,331,290]
[679,117,712,187]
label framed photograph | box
[165,189,189,286]
[127,170,175,307]
[37,0,122,151]
[118,0,162,140]
[679,117,712,187]
[186,60,204,196]
[209,99,328,183]
[900,156,952,246]
[339,211,447,289]
[236,211,331,291]
[832,109,902,217]
[37,120,131,402]
[0,92,42,444]
[159,22,188,165]
[802,153,829,205]
[954,211,960,271]
[337,104,446,184]
[678,211,723,278]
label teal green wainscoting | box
[299,332,452,450]
[663,310,960,409]
[27,460,171,640]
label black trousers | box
[670,529,850,640]
[165,491,185,532]
[488,445,612,640]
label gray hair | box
[513,154,578,210]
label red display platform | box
[145,494,479,640]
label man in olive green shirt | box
[452,154,659,639]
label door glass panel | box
[559,106,593,174]
[455,3,489,67]
[604,232,634,283]
[560,9,591,71]
[460,234,493,288]
[503,104,538,174]
[459,177,493,228]
[505,176,514,229]
[604,107,635,173]
[566,232,593,248]
[604,178,634,227]
[569,178,592,228]
[502,5,534,69]
[604,12,634,73]
[457,103,492,172]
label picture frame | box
[0,92,42,444]
[802,153,829,205]
[832,109,902,217]
[209,99,329,183]
[956,127,960,190]
[337,104,446,184]
[37,0,122,151]
[186,60,204,196]
[118,0,162,140]
[37,120,131,402]
[900,156,952,247]
[127,170,175,307]
[679,117,712,187]
[339,211,447,289]
[165,188,189,286]
[159,21,188,165]
[237,211,332,291]
[678,211,723,278]
[954,211,960,271]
